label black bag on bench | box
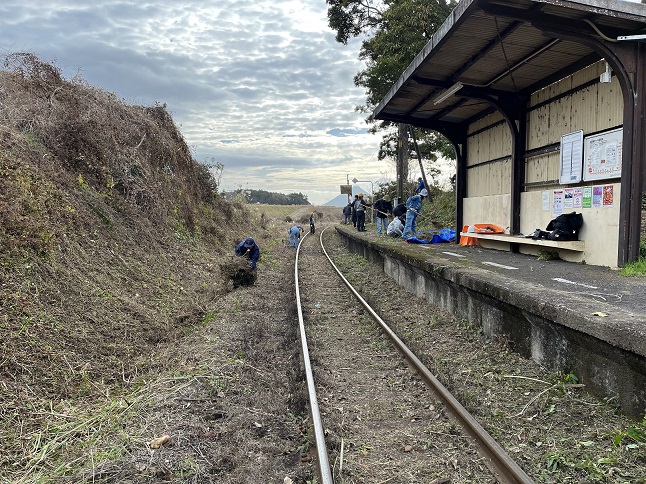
[546,212,584,241]
[530,212,583,241]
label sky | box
[0,0,399,205]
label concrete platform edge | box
[336,226,646,418]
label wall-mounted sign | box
[559,130,584,184]
[340,184,352,195]
[583,127,622,181]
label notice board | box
[583,127,622,181]
[559,130,583,184]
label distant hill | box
[223,188,310,205]
[324,185,371,207]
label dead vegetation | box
[328,240,646,483]
[219,257,258,288]
[0,53,290,482]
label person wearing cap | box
[288,225,304,247]
[401,188,428,239]
[234,237,260,269]
[373,195,393,235]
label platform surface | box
[337,225,646,358]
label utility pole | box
[396,123,409,202]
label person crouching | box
[234,237,260,270]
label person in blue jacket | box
[234,237,260,269]
[288,225,304,247]
[416,177,425,193]
[401,188,428,239]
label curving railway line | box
[293,228,534,483]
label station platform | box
[335,225,646,418]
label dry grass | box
[329,241,646,483]
[219,257,258,288]
[0,52,275,482]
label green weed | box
[620,239,646,276]
[537,250,560,261]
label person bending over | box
[234,237,260,269]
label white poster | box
[542,191,550,211]
[573,187,583,209]
[559,130,584,184]
[552,190,564,216]
[564,188,574,209]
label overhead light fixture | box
[617,34,646,41]
[433,82,463,105]
[599,62,612,83]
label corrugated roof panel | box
[373,0,646,126]
[435,100,490,123]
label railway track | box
[294,228,534,483]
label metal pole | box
[397,124,405,200]
[370,181,374,223]
[409,125,430,193]
[346,174,351,203]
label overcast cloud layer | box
[0,1,391,204]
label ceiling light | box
[433,82,464,105]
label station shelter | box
[374,0,646,267]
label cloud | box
[327,128,369,137]
[0,0,386,204]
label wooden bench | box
[459,232,585,252]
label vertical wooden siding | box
[467,160,512,196]
[525,61,623,191]
[467,112,511,196]
[465,61,622,197]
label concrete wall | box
[462,194,510,232]
[519,183,621,267]
[338,230,646,418]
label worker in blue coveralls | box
[401,188,428,239]
[234,237,260,269]
[289,225,304,247]
[416,177,425,193]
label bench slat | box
[459,232,585,252]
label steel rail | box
[294,232,333,484]
[319,228,534,484]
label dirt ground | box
[321,228,646,483]
[298,231,496,482]
[2,207,645,483]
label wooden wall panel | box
[467,160,511,196]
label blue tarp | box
[438,228,456,242]
[405,236,429,244]
[405,228,456,244]
[430,234,444,244]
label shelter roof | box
[373,0,646,130]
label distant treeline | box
[224,189,310,205]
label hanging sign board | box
[583,127,622,181]
[340,184,352,195]
[559,130,583,184]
